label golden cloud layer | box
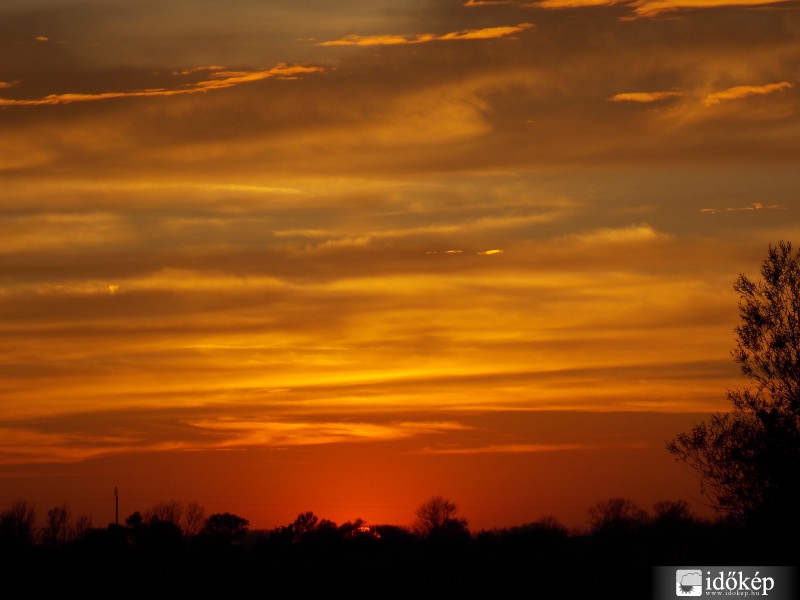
[631,0,792,16]
[610,91,682,103]
[530,0,793,16]
[319,23,533,46]
[0,64,324,107]
[420,442,597,454]
[537,0,627,7]
[0,0,795,531]
[465,0,537,6]
[703,81,793,106]
[699,202,785,214]
[186,418,470,449]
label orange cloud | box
[534,0,790,15]
[0,64,324,107]
[699,202,785,214]
[420,443,596,454]
[610,91,682,103]
[0,414,474,465]
[631,0,792,16]
[186,419,470,449]
[0,426,194,465]
[465,0,537,5]
[0,212,132,253]
[702,81,793,107]
[172,66,226,76]
[570,224,666,245]
[538,0,627,6]
[318,23,533,46]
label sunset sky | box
[1,0,799,531]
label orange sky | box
[1,0,799,531]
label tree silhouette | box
[43,503,71,548]
[73,514,93,540]
[668,241,800,530]
[203,512,249,538]
[125,510,143,529]
[0,500,36,550]
[141,500,206,537]
[200,512,249,546]
[587,498,647,534]
[145,500,184,525]
[183,501,206,537]
[413,495,469,540]
[652,500,695,526]
[293,511,318,533]
[135,519,183,555]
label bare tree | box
[146,500,184,526]
[73,514,93,540]
[0,500,36,548]
[144,500,206,536]
[43,503,71,547]
[413,495,469,540]
[652,500,695,525]
[183,502,206,537]
[587,498,648,533]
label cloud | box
[172,66,226,76]
[318,23,533,46]
[0,425,191,465]
[466,0,624,6]
[0,414,471,465]
[0,81,18,89]
[537,0,627,7]
[570,224,666,245]
[269,195,572,246]
[702,81,793,107]
[186,418,469,449]
[0,64,324,107]
[610,91,682,103]
[630,0,793,17]
[699,202,785,214]
[478,249,504,255]
[465,0,537,6]
[420,442,596,454]
[2,6,794,179]
[531,0,793,15]
[0,212,133,253]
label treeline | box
[0,496,793,597]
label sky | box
[1,0,799,531]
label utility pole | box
[114,486,119,526]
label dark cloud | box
[2,8,796,178]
